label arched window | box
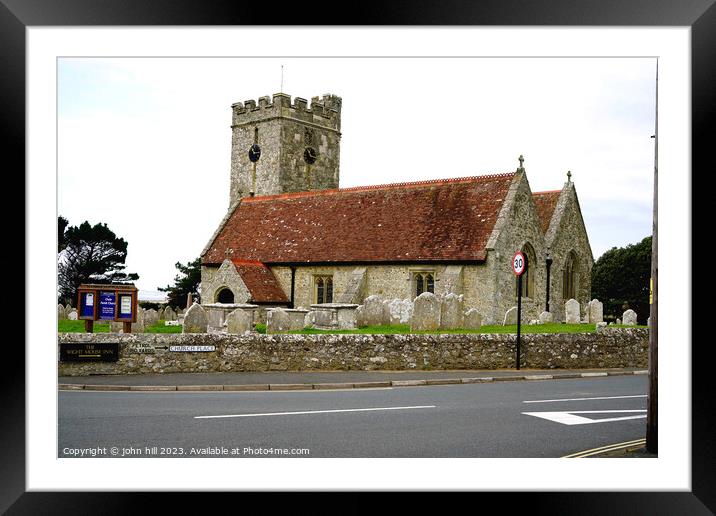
[216,287,234,304]
[516,244,536,298]
[414,272,435,298]
[314,275,333,304]
[563,251,578,300]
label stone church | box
[200,92,593,325]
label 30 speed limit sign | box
[512,251,526,276]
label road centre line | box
[194,405,436,419]
[523,394,647,403]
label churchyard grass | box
[144,320,182,334]
[285,323,629,335]
[58,320,182,333]
[58,320,110,333]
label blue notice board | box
[80,292,95,318]
[99,291,116,320]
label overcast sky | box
[58,57,656,294]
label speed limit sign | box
[512,251,526,276]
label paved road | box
[59,376,648,458]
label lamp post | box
[545,248,553,313]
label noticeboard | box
[118,293,134,320]
[79,291,96,319]
[99,291,116,320]
[77,284,138,323]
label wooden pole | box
[84,320,94,333]
[646,60,658,454]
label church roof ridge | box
[532,189,562,195]
[243,172,516,203]
[229,258,265,266]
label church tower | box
[228,92,342,205]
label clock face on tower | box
[248,144,261,163]
[303,147,318,165]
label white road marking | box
[195,405,437,419]
[523,394,647,404]
[523,409,646,425]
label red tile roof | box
[532,190,562,234]
[203,173,517,265]
[231,259,288,303]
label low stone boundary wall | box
[57,329,648,377]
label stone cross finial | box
[518,155,524,170]
[567,170,572,183]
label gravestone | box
[58,304,67,320]
[182,303,208,333]
[67,309,78,321]
[539,311,553,324]
[163,306,176,321]
[440,293,464,329]
[312,309,335,328]
[267,308,291,333]
[503,306,518,326]
[410,292,440,331]
[364,295,389,326]
[226,308,253,334]
[587,299,604,324]
[355,305,367,328]
[463,308,482,330]
[157,306,165,320]
[387,298,413,325]
[616,318,622,325]
[622,309,637,326]
[143,309,159,328]
[65,303,72,314]
[565,299,581,324]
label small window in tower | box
[254,127,259,144]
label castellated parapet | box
[229,92,342,204]
[231,93,342,132]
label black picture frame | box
[3,0,710,512]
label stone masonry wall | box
[488,171,548,325]
[58,329,648,376]
[544,183,594,322]
[262,264,493,315]
[200,260,251,304]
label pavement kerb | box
[58,370,648,393]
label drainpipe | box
[290,266,296,309]
[545,248,553,313]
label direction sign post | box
[512,251,526,370]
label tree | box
[58,216,69,253]
[58,219,139,306]
[158,257,201,309]
[591,236,651,324]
